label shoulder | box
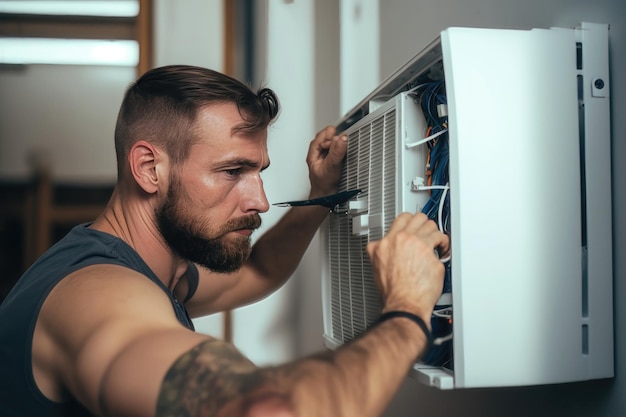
[34,264,184,397]
[40,264,179,338]
[34,263,209,415]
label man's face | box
[156,103,270,273]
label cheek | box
[191,177,244,218]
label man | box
[0,65,448,416]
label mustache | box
[223,214,262,232]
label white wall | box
[339,0,380,115]
[153,0,223,70]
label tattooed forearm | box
[155,339,292,417]
[155,334,381,417]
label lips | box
[232,228,254,236]
[224,214,262,236]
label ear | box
[128,140,165,194]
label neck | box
[90,187,189,292]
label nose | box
[242,174,270,214]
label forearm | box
[156,317,426,417]
[287,317,425,417]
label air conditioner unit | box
[321,22,612,389]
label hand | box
[306,126,348,199]
[366,213,450,324]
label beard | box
[156,182,262,273]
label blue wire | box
[413,81,453,368]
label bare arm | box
[97,212,447,417]
[184,126,348,316]
[154,318,427,417]
[36,213,445,416]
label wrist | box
[377,310,434,359]
[381,304,432,329]
[307,188,338,201]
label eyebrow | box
[214,158,270,171]
[231,123,250,134]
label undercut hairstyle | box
[113,65,280,180]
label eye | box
[224,168,242,177]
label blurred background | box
[0,1,624,416]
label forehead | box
[190,102,269,161]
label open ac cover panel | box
[321,22,613,389]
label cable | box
[434,333,453,345]
[405,128,448,149]
[415,184,451,263]
[416,185,449,191]
[408,80,454,368]
[433,307,452,319]
[437,185,451,263]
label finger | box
[437,233,451,258]
[401,212,432,234]
[307,126,335,164]
[423,226,449,254]
[311,126,336,148]
[389,213,447,253]
[386,212,421,236]
[325,134,348,166]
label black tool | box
[273,189,362,210]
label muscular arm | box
[129,316,428,417]
[153,213,447,417]
[54,213,446,417]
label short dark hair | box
[114,65,280,180]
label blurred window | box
[0,0,140,66]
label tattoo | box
[156,339,292,417]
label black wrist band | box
[377,311,433,358]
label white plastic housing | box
[321,22,613,389]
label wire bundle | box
[408,78,453,368]
[416,80,450,232]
